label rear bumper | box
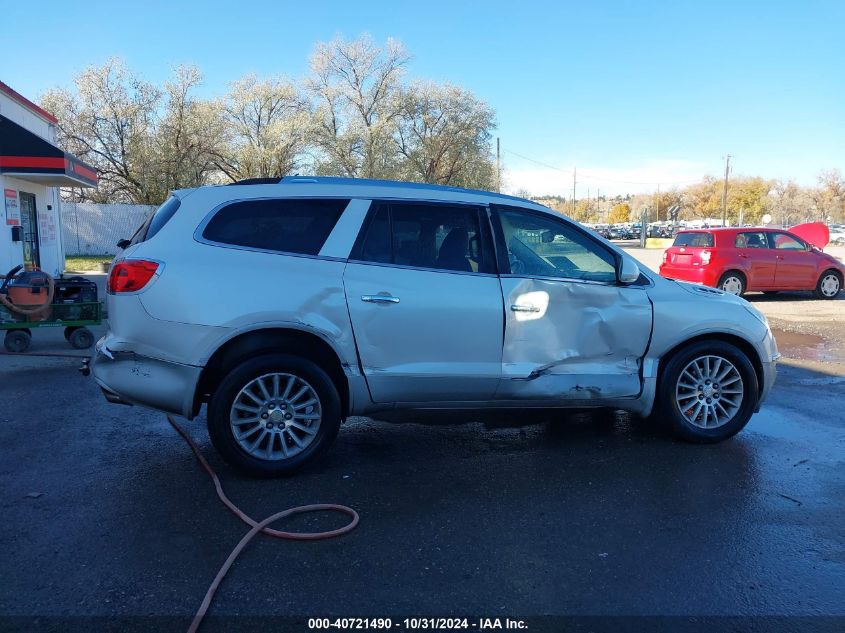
[89,335,202,419]
[659,264,720,287]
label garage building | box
[0,81,97,277]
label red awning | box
[0,115,97,188]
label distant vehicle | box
[89,176,778,475]
[659,224,844,299]
[829,225,845,245]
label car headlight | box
[743,304,768,327]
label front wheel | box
[656,341,758,443]
[207,354,342,477]
[815,271,842,300]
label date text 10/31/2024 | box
[308,618,528,630]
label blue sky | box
[3,0,843,196]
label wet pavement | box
[1,324,844,632]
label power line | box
[501,147,702,187]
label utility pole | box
[571,167,577,217]
[721,154,731,226]
[656,184,660,222]
[496,137,501,193]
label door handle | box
[511,304,540,313]
[737,253,748,258]
[362,294,400,304]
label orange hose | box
[166,415,359,633]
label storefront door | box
[19,192,40,270]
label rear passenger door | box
[343,201,504,403]
[734,231,776,289]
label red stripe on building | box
[0,156,67,169]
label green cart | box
[0,301,102,353]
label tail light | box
[662,251,668,263]
[700,250,712,265]
[108,260,160,293]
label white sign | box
[762,214,772,225]
[4,188,20,226]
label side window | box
[495,207,617,283]
[201,198,349,255]
[128,196,181,246]
[735,231,768,249]
[769,232,806,250]
[353,202,494,274]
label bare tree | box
[395,82,496,189]
[307,35,409,178]
[42,58,161,203]
[216,74,310,181]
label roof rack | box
[226,177,282,186]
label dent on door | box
[497,278,653,400]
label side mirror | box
[116,239,131,250]
[618,257,640,284]
[541,230,555,243]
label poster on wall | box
[4,188,20,226]
[38,209,57,244]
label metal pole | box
[496,137,501,193]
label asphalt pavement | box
[1,321,844,633]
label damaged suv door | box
[491,206,652,401]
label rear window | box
[202,198,349,255]
[128,196,181,246]
[673,232,714,247]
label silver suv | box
[90,177,778,476]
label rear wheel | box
[815,270,841,300]
[718,271,746,296]
[207,354,342,477]
[4,329,31,353]
[655,340,758,443]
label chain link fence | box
[61,202,156,255]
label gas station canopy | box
[0,115,97,188]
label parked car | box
[89,177,778,476]
[829,224,845,246]
[659,226,844,299]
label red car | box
[659,224,844,299]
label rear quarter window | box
[201,198,349,255]
[673,232,714,248]
[128,195,181,246]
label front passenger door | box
[491,206,653,401]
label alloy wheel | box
[675,355,744,429]
[229,372,322,460]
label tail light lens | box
[108,260,160,293]
[700,250,712,265]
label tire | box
[63,326,79,341]
[207,354,342,477]
[68,327,94,349]
[4,329,32,353]
[815,270,842,300]
[718,271,746,296]
[655,340,758,443]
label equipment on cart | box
[0,266,102,353]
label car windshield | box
[673,232,714,247]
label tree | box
[216,74,310,181]
[42,59,224,204]
[607,202,631,224]
[395,82,496,189]
[307,35,409,179]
